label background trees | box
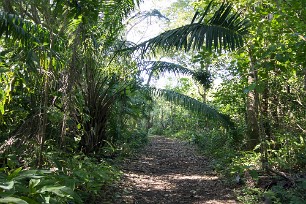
[0,0,305,203]
[152,0,305,203]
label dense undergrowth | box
[0,129,148,203]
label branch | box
[265,165,295,186]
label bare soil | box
[114,135,238,204]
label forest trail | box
[116,135,238,204]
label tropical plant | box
[0,167,82,203]
[131,1,250,55]
[121,1,250,138]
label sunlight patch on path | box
[172,174,219,181]
[124,172,175,190]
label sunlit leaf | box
[0,181,14,190]
[0,197,28,204]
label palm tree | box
[137,60,233,129]
[132,1,250,55]
[0,0,248,155]
[0,0,141,156]
[130,1,250,132]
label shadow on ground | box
[116,136,237,204]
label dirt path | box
[117,135,237,204]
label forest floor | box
[109,135,239,204]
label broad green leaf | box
[0,197,28,204]
[59,187,83,203]
[19,197,39,204]
[29,179,40,193]
[43,196,50,204]
[8,168,22,180]
[77,123,81,129]
[130,1,250,55]
[38,185,72,198]
[300,136,304,144]
[0,181,14,190]
[14,171,44,180]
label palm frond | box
[140,61,215,88]
[141,61,194,75]
[132,1,250,55]
[140,61,194,85]
[0,12,40,44]
[147,87,234,129]
[0,11,64,51]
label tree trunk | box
[37,21,54,166]
[37,75,48,168]
[245,53,260,150]
[60,26,81,146]
[261,85,271,138]
[303,67,306,91]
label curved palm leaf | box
[0,11,64,51]
[141,61,194,75]
[146,87,235,129]
[140,61,194,85]
[132,1,250,55]
[129,9,169,22]
[140,61,214,88]
[0,12,43,43]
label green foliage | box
[0,151,123,203]
[142,60,194,85]
[192,129,234,155]
[53,155,120,200]
[236,187,266,204]
[143,60,213,90]
[0,167,81,203]
[237,182,306,204]
[0,0,305,203]
[192,70,212,89]
[132,0,250,55]
[150,88,235,129]
[266,133,306,171]
[224,151,261,176]
[0,11,55,47]
[270,181,306,204]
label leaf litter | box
[113,135,238,204]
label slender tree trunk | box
[303,67,306,91]
[160,108,165,129]
[37,31,54,167]
[259,85,270,169]
[261,85,271,138]
[60,80,69,147]
[60,49,76,146]
[246,52,260,150]
[146,111,152,132]
[146,71,154,86]
[60,26,81,146]
[37,74,48,168]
